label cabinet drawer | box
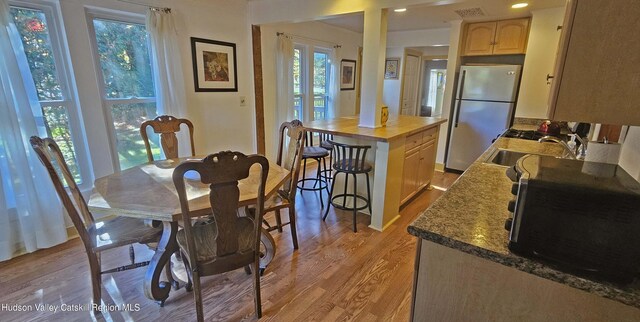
[406,132,422,151]
[421,127,438,143]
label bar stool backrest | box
[329,141,371,172]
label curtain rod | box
[115,0,171,13]
[277,32,341,48]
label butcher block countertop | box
[304,115,447,142]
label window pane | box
[313,52,329,120]
[10,7,63,101]
[42,106,82,183]
[293,48,301,95]
[111,103,158,170]
[93,19,155,99]
[313,52,328,95]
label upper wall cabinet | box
[462,18,530,56]
[547,0,640,125]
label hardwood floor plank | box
[0,169,458,321]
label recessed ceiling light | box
[511,3,529,9]
[394,8,407,12]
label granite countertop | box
[304,115,446,142]
[407,137,640,308]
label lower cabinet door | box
[402,148,421,202]
[418,140,437,189]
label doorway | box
[419,58,447,117]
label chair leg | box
[343,172,349,209]
[315,158,324,207]
[352,173,358,233]
[365,172,372,214]
[274,209,283,233]
[88,254,102,310]
[300,158,308,191]
[253,260,262,318]
[182,251,193,292]
[192,271,204,322]
[323,172,338,221]
[129,244,135,265]
[288,205,299,249]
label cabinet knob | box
[546,74,555,82]
[557,25,563,31]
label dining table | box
[87,155,290,305]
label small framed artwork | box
[340,59,356,90]
[384,58,400,79]
[191,37,238,92]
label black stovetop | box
[502,129,545,141]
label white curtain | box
[328,46,342,119]
[276,34,294,127]
[0,0,67,261]
[146,9,190,156]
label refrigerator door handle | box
[454,99,462,128]
[454,70,467,128]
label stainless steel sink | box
[485,149,534,167]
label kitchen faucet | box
[572,135,588,159]
[538,136,577,159]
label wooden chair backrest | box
[140,115,195,162]
[276,120,305,200]
[173,151,269,260]
[30,136,95,250]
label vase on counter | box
[381,106,389,126]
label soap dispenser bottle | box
[567,134,577,155]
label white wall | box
[59,0,255,179]
[386,28,450,48]
[381,28,451,116]
[619,127,640,182]
[260,21,362,159]
[382,47,404,115]
[515,7,565,118]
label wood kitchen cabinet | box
[462,18,530,56]
[401,127,439,204]
[547,0,640,125]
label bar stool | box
[322,141,372,232]
[297,130,331,207]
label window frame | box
[85,9,157,172]
[9,0,92,189]
[293,42,333,123]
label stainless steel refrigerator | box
[446,65,522,171]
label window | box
[313,51,330,121]
[10,3,88,185]
[292,44,331,122]
[88,13,159,170]
[293,46,304,120]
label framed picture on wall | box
[384,58,400,79]
[191,37,238,92]
[340,59,356,90]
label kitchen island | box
[407,137,640,321]
[305,115,446,231]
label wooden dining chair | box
[140,115,195,162]
[30,136,163,309]
[262,120,305,249]
[173,151,269,321]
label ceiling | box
[319,0,566,33]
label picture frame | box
[384,58,400,79]
[190,37,238,92]
[340,59,356,90]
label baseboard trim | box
[435,163,445,172]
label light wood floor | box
[0,170,458,322]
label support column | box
[359,8,388,128]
